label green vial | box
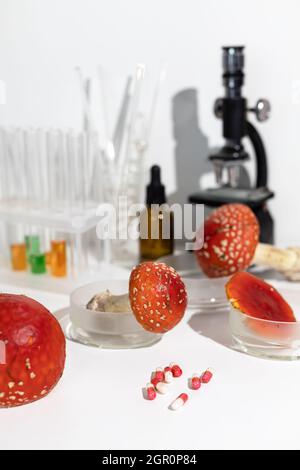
[30,253,46,274]
[25,235,40,259]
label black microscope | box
[189,46,274,244]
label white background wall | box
[0,0,300,245]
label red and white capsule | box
[152,367,164,382]
[190,374,201,390]
[145,383,156,400]
[169,362,183,378]
[201,368,213,384]
[164,367,173,383]
[170,393,188,411]
[151,376,168,395]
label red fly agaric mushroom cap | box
[195,204,260,278]
[0,294,66,408]
[129,262,187,334]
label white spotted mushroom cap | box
[196,204,259,278]
[129,262,187,333]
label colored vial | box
[45,251,52,267]
[50,240,67,277]
[30,253,46,274]
[25,235,40,259]
[10,243,27,271]
[140,166,174,261]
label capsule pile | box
[143,363,214,411]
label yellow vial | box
[45,251,52,267]
[10,243,27,271]
[50,240,67,277]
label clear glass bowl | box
[230,287,300,360]
[184,277,230,310]
[66,280,161,349]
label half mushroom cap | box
[226,271,296,322]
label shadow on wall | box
[170,88,212,206]
[170,88,251,207]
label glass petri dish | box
[160,251,272,279]
[65,280,161,349]
[230,287,300,360]
[184,277,230,310]
[160,251,274,311]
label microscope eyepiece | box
[222,46,244,74]
[222,46,245,97]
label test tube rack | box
[0,128,106,289]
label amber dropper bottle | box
[140,165,174,261]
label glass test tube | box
[10,243,27,271]
[50,240,67,277]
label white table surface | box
[0,275,300,450]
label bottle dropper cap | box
[146,165,166,206]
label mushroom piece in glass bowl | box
[66,280,162,349]
[227,272,300,360]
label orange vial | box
[45,251,52,267]
[50,240,67,277]
[10,243,27,271]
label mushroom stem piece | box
[196,203,300,279]
[253,244,300,273]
